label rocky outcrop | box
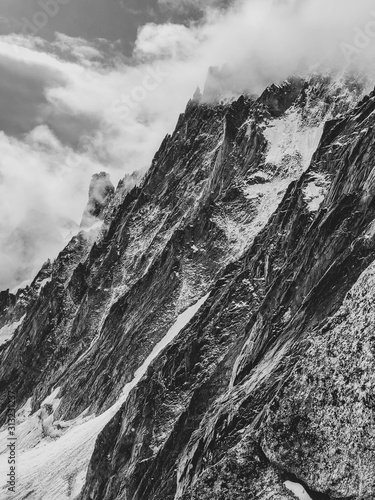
[80,85,375,500]
[80,172,115,228]
[0,73,372,500]
[262,260,375,498]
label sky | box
[0,0,375,290]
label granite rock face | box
[0,73,374,500]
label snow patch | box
[247,171,270,183]
[303,182,324,211]
[0,295,209,500]
[303,173,330,212]
[284,481,313,500]
[0,315,25,346]
[119,293,209,399]
[212,177,292,259]
[364,219,375,240]
[38,277,52,293]
[263,110,324,173]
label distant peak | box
[202,66,224,102]
[193,86,202,103]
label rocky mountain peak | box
[192,86,203,103]
[0,71,374,500]
[80,172,115,229]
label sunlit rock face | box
[1,72,375,500]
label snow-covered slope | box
[0,296,208,499]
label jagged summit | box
[80,172,115,229]
[192,86,203,103]
[201,65,243,103]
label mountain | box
[0,209,69,292]
[80,172,115,229]
[0,71,374,500]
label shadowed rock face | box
[0,74,374,500]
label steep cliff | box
[0,72,373,500]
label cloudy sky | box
[0,0,374,290]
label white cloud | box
[134,22,201,60]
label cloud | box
[134,23,200,60]
[1,0,375,290]
[157,0,231,15]
[0,37,105,145]
[141,0,375,96]
[0,48,65,136]
[0,32,196,289]
[0,128,87,290]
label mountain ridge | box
[0,72,374,500]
